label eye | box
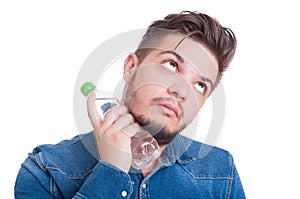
[161,60,178,73]
[194,82,206,94]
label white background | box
[1,0,299,198]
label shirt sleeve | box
[74,161,133,199]
[15,156,134,199]
[229,160,246,199]
[15,156,56,199]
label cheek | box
[182,103,198,122]
[133,85,165,99]
[182,94,206,122]
[128,85,165,111]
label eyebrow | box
[157,50,214,90]
[157,50,185,63]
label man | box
[15,11,245,198]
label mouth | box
[160,103,179,117]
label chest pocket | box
[148,163,232,199]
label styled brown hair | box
[135,11,237,88]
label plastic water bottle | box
[81,82,119,119]
[81,82,159,170]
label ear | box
[123,53,139,83]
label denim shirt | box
[15,132,245,199]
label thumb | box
[87,92,102,130]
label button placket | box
[140,181,149,199]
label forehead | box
[138,29,218,83]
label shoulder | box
[28,131,98,178]
[177,135,234,177]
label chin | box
[141,121,183,146]
[152,128,180,146]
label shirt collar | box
[159,134,196,166]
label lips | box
[160,103,179,117]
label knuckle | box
[127,114,135,123]
[111,132,126,143]
[132,123,142,131]
[114,120,123,130]
[103,128,113,137]
[121,128,132,137]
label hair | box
[135,11,237,89]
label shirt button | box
[121,191,127,197]
[142,184,147,189]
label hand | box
[87,92,140,172]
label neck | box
[142,145,166,177]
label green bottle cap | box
[81,82,96,96]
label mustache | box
[150,97,183,118]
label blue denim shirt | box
[15,132,245,198]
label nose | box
[167,82,189,102]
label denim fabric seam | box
[177,157,196,164]
[34,152,47,172]
[34,147,96,179]
[20,159,53,197]
[74,193,85,199]
[45,165,94,179]
[179,162,233,180]
[49,175,56,198]
[225,157,234,199]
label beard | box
[133,114,185,146]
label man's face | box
[123,34,218,145]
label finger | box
[104,122,140,141]
[114,114,135,130]
[121,123,141,137]
[104,114,135,136]
[87,92,102,130]
[101,105,129,131]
